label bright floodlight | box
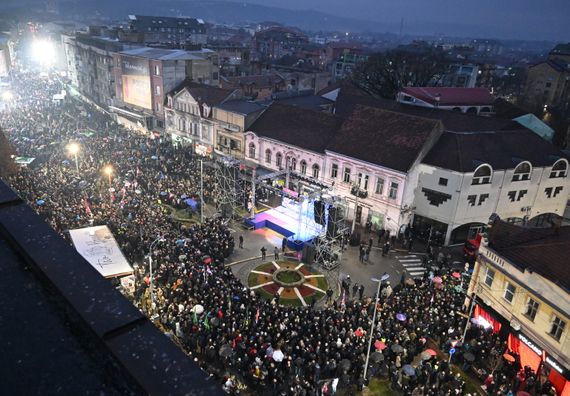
[104,165,113,176]
[32,39,56,66]
[2,90,13,101]
[67,142,80,155]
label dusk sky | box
[228,0,570,40]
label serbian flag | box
[84,194,92,216]
[255,307,260,323]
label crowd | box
[0,69,555,396]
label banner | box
[69,225,133,278]
[121,57,151,109]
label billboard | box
[121,56,151,109]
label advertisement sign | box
[121,57,151,109]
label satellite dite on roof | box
[69,225,133,278]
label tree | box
[352,49,450,99]
[0,129,17,179]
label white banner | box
[69,225,133,278]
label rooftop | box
[215,100,267,116]
[488,219,570,293]
[328,105,441,172]
[550,42,570,57]
[169,79,236,108]
[128,15,205,30]
[400,87,495,106]
[248,102,343,153]
[120,47,214,60]
[422,129,568,172]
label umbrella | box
[339,359,352,371]
[232,295,241,301]
[405,278,415,285]
[396,313,407,321]
[354,327,364,337]
[374,340,387,350]
[219,344,233,358]
[36,199,45,205]
[370,351,384,363]
[191,304,204,314]
[151,155,158,160]
[432,276,443,284]
[464,352,475,362]
[452,272,461,279]
[210,317,220,327]
[160,191,167,196]
[181,194,188,199]
[108,188,115,193]
[423,349,437,356]
[517,392,532,396]
[135,189,142,194]
[503,353,515,362]
[391,344,404,353]
[203,256,213,264]
[62,160,70,165]
[272,350,284,362]
[454,285,464,293]
[420,351,433,360]
[402,365,416,376]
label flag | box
[341,290,346,308]
[322,382,329,394]
[203,315,210,331]
[84,194,92,216]
[255,307,260,323]
[430,293,435,304]
[193,310,198,324]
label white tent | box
[69,225,133,278]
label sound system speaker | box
[327,206,337,238]
[313,200,326,225]
[302,243,315,264]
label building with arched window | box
[413,129,570,245]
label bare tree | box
[352,49,449,99]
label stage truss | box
[312,194,350,271]
[213,156,244,219]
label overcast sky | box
[228,0,570,41]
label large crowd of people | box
[1,69,556,396]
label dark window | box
[524,298,539,321]
[549,316,566,341]
[438,177,448,186]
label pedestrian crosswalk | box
[395,254,427,278]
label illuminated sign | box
[121,57,152,110]
[545,356,564,375]
[518,333,542,356]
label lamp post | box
[67,142,80,174]
[148,237,164,315]
[200,159,204,223]
[363,273,390,380]
[104,166,113,203]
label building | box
[467,218,570,395]
[220,73,285,100]
[213,101,266,158]
[397,87,495,115]
[413,129,570,245]
[111,47,219,133]
[332,52,369,82]
[120,15,207,48]
[243,102,443,234]
[0,36,12,78]
[440,63,479,88]
[251,27,308,61]
[164,80,240,155]
[207,44,250,77]
[62,33,139,108]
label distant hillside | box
[55,0,390,33]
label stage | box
[245,198,324,250]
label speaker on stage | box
[313,200,326,225]
[327,206,337,238]
[302,243,315,264]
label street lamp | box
[148,237,165,315]
[2,90,13,102]
[103,165,113,185]
[67,142,80,173]
[363,272,390,380]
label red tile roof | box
[400,87,494,106]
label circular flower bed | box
[247,260,328,307]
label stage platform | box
[245,198,324,250]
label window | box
[472,165,492,185]
[265,149,272,163]
[343,167,351,183]
[484,268,495,287]
[504,282,516,303]
[358,173,369,190]
[375,178,384,194]
[300,160,307,175]
[155,85,161,95]
[276,153,283,168]
[439,177,448,186]
[331,163,338,179]
[512,162,531,182]
[550,160,568,178]
[289,158,296,171]
[248,143,256,159]
[546,82,552,88]
[524,297,539,321]
[154,65,160,76]
[549,315,566,341]
[312,164,320,179]
[389,182,398,199]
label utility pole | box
[250,167,256,218]
[200,159,204,223]
[363,273,390,380]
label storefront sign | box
[545,355,565,375]
[195,143,212,157]
[518,333,542,356]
